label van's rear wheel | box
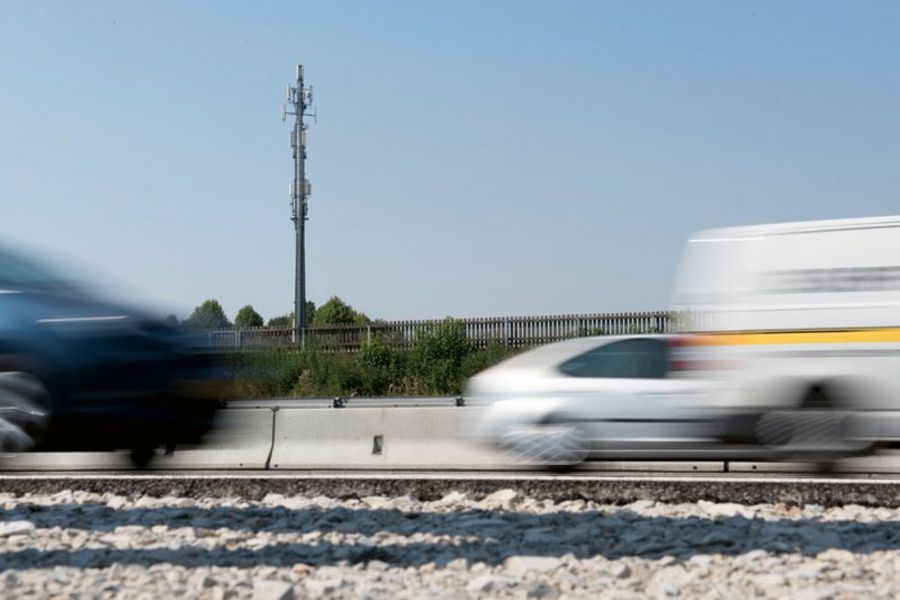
[755,386,870,466]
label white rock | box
[504,555,563,574]
[697,501,746,519]
[0,521,35,537]
[466,575,511,592]
[307,577,344,596]
[817,548,855,563]
[106,496,127,510]
[1,491,898,598]
[362,496,394,509]
[627,500,657,512]
[609,563,632,579]
[252,580,294,600]
[648,565,693,595]
[366,560,390,571]
[309,496,338,509]
[754,573,787,589]
[793,589,835,600]
[313,567,343,579]
[437,491,467,505]
[483,489,517,505]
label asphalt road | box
[2,470,900,507]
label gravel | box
[1,488,899,598]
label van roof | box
[689,215,900,241]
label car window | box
[558,338,670,379]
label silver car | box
[466,335,721,465]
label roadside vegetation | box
[179,295,654,398]
[226,319,518,398]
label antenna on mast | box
[282,64,315,346]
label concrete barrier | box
[0,451,134,471]
[730,452,900,474]
[153,408,274,470]
[0,408,275,471]
[269,407,516,469]
[22,402,895,473]
[267,407,723,471]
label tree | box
[265,302,315,328]
[267,313,293,328]
[164,314,179,326]
[234,305,264,328]
[184,299,231,330]
[313,296,369,326]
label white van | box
[672,215,900,456]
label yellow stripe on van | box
[689,328,900,346]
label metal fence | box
[206,310,672,351]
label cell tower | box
[282,64,314,344]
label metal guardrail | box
[225,396,464,409]
[204,310,672,351]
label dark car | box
[0,246,221,466]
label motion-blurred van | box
[672,215,900,459]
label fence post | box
[503,317,510,346]
[366,324,372,345]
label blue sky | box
[2,1,899,321]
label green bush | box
[358,335,405,395]
[227,330,520,399]
[409,319,472,394]
[577,326,606,337]
[461,343,517,379]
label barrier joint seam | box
[264,408,278,470]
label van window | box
[559,338,669,379]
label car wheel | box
[0,372,51,452]
[129,445,156,469]
[499,423,589,467]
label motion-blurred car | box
[466,335,721,465]
[0,245,221,466]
